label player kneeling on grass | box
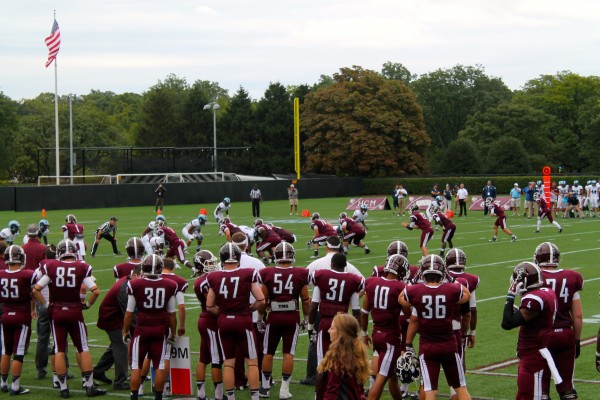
[0,245,36,395]
[360,254,411,400]
[487,198,517,242]
[124,254,178,400]
[399,255,471,400]
[258,242,310,399]
[339,212,370,254]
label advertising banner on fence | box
[346,197,391,211]
[404,196,433,211]
[469,196,512,211]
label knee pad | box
[559,389,578,400]
[13,355,24,363]
[211,363,222,369]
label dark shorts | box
[418,340,465,391]
[218,314,257,360]
[420,228,434,248]
[264,312,300,356]
[494,216,507,229]
[547,328,576,392]
[539,210,554,223]
[1,320,31,356]
[198,316,221,365]
[166,240,187,263]
[372,329,401,378]
[50,304,88,353]
[130,325,168,370]
[256,237,280,253]
[516,351,550,399]
[442,227,455,243]
[343,231,365,245]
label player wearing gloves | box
[182,215,207,252]
[258,242,310,399]
[501,262,559,400]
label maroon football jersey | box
[127,277,177,327]
[42,259,93,303]
[372,264,419,280]
[310,219,337,237]
[404,282,464,343]
[271,226,295,242]
[161,272,189,294]
[538,198,551,214]
[156,226,180,244]
[0,268,36,313]
[433,212,456,230]
[207,268,259,315]
[260,266,309,307]
[22,238,46,271]
[448,271,480,294]
[220,222,242,236]
[489,203,506,218]
[409,211,432,230]
[113,261,140,280]
[341,217,365,236]
[194,274,212,316]
[61,223,85,240]
[518,288,557,356]
[97,276,128,331]
[541,269,583,329]
[364,276,406,331]
[312,269,364,318]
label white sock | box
[537,219,542,231]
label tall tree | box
[441,138,481,174]
[412,64,512,148]
[485,136,530,174]
[381,61,415,85]
[302,66,430,177]
[0,92,18,179]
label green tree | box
[441,138,481,174]
[0,92,18,179]
[381,61,415,85]
[302,66,430,177]
[486,136,530,174]
[412,64,512,148]
[255,82,293,174]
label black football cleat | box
[60,389,70,398]
[10,386,30,395]
[86,385,107,397]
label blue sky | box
[3,0,599,101]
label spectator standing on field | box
[431,183,440,198]
[396,184,408,216]
[250,185,262,218]
[22,224,46,271]
[443,184,453,211]
[457,183,469,217]
[288,184,299,215]
[392,184,399,215]
[155,184,166,213]
[482,180,497,216]
[510,183,522,216]
[523,182,538,219]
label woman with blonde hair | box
[316,313,370,400]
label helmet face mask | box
[512,262,543,291]
[223,197,231,206]
[360,204,368,213]
[194,250,219,273]
[311,212,320,220]
[8,221,20,235]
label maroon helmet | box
[4,245,26,267]
[383,254,410,282]
[512,262,543,291]
[274,242,295,263]
[445,248,467,271]
[419,255,446,279]
[193,250,219,273]
[126,237,145,259]
[56,239,78,260]
[219,243,241,264]
[141,254,163,276]
[387,241,409,258]
[533,242,560,268]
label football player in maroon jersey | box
[487,198,517,242]
[501,262,559,400]
[254,223,282,265]
[32,239,106,398]
[124,254,177,400]
[155,222,194,270]
[309,253,364,365]
[206,243,266,400]
[446,249,479,352]
[220,218,242,242]
[113,237,144,280]
[432,211,456,257]
[339,212,370,255]
[259,242,310,399]
[399,255,471,400]
[193,250,223,400]
[93,263,142,390]
[0,245,36,395]
[61,214,86,260]
[308,213,338,259]
[536,243,582,399]
[360,255,411,400]
[402,205,434,256]
[267,222,296,244]
[535,195,563,233]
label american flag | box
[45,19,61,68]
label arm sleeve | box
[350,292,359,310]
[167,296,177,313]
[83,276,96,290]
[36,275,51,288]
[469,289,477,307]
[126,295,136,312]
[312,286,321,302]
[501,297,526,330]
[175,291,185,305]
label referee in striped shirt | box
[250,185,262,218]
[91,217,120,257]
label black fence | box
[0,177,363,212]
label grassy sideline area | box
[1,196,599,399]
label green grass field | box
[1,197,599,399]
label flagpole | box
[54,59,60,185]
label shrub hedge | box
[364,175,600,196]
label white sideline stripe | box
[470,246,600,269]
[21,385,131,397]
[478,276,600,303]
[474,337,597,372]
[467,370,600,385]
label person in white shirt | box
[395,185,408,216]
[456,183,469,217]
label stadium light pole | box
[68,94,83,184]
[203,101,220,173]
